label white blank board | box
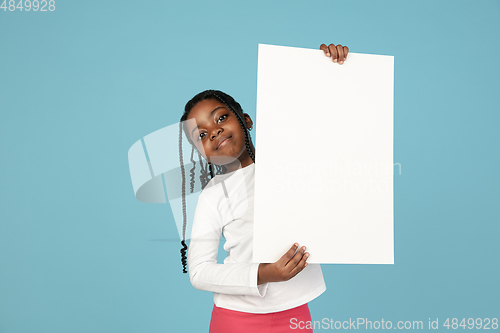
[253,44,394,264]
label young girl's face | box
[186,98,254,170]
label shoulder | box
[190,181,225,237]
[199,178,226,203]
[199,165,255,204]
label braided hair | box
[178,90,256,273]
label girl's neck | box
[224,145,256,174]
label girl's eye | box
[196,115,228,141]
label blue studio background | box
[1,1,499,332]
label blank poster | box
[253,44,394,264]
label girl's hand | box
[320,43,349,64]
[257,243,309,285]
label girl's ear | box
[242,113,253,130]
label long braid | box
[177,90,256,273]
[189,147,196,193]
[178,122,188,273]
[216,164,223,175]
[198,150,209,189]
[209,162,215,178]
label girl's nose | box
[210,128,222,140]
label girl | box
[178,43,349,333]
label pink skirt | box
[209,303,313,333]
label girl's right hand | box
[257,243,309,285]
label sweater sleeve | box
[188,194,269,297]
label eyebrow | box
[190,106,225,138]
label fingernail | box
[304,262,308,266]
[294,243,298,248]
[326,53,330,56]
[333,59,337,62]
[339,61,343,64]
[305,253,310,258]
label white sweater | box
[187,162,326,314]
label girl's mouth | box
[217,136,231,150]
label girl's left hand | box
[320,43,349,64]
